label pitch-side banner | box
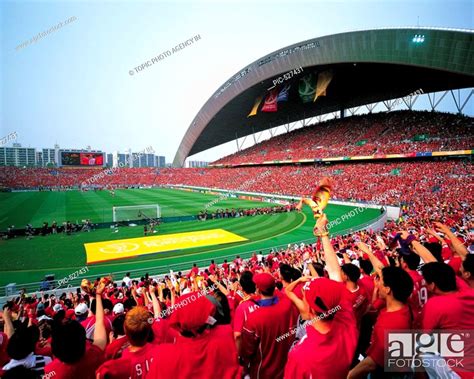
[84,229,248,264]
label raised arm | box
[356,242,384,276]
[149,284,161,318]
[93,281,107,351]
[3,307,15,338]
[284,276,311,319]
[434,222,469,260]
[317,214,342,282]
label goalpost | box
[112,204,161,223]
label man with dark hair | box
[44,280,107,378]
[240,272,297,379]
[460,254,474,288]
[233,271,259,351]
[341,263,370,326]
[81,298,113,339]
[419,262,474,378]
[1,325,51,377]
[421,262,474,328]
[104,314,129,360]
[399,252,427,327]
[348,265,414,378]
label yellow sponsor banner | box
[85,229,248,264]
[432,150,472,157]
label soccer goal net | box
[113,205,161,223]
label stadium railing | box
[0,210,386,302]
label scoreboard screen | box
[61,152,104,166]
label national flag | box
[314,70,333,102]
[277,84,291,102]
[261,89,278,112]
[298,74,316,103]
[247,96,263,117]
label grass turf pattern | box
[0,189,381,290]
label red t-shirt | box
[81,316,113,340]
[448,256,463,275]
[284,304,358,379]
[359,274,375,301]
[35,337,52,357]
[240,296,298,379]
[343,284,370,326]
[147,325,241,379]
[105,336,130,360]
[44,343,105,379]
[97,343,159,379]
[421,288,474,379]
[150,318,178,345]
[406,269,428,328]
[366,305,412,367]
[232,298,260,333]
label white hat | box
[75,303,88,315]
[53,304,63,313]
[113,303,124,315]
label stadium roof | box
[173,27,474,167]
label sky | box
[1,0,473,165]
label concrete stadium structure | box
[173,27,474,167]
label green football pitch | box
[0,188,381,293]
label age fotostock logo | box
[385,331,474,373]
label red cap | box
[169,292,216,335]
[65,309,76,320]
[303,278,344,314]
[253,273,276,292]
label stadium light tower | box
[412,34,425,43]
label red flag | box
[261,89,278,112]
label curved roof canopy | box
[173,27,474,167]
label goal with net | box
[112,205,161,223]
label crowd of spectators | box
[214,110,474,165]
[197,204,296,221]
[1,201,473,378]
[1,160,472,209]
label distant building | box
[156,156,166,167]
[41,148,56,166]
[106,153,113,167]
[0,144,36,166]
[187,160,209,168]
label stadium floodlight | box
[113,205,161,223]
[412,34,425,43]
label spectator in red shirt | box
[348,265,414,378]
[81,299,113,340]
[460,255,474,288]
[96,306,159,378]
[420,262,474,379]
[233,271,259,352]
[104,314,129,360]
[240,272,297,379]
[340,263,370,326]
[44,281,108,379]
[147,292,241,379]
[399,252,427,328]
